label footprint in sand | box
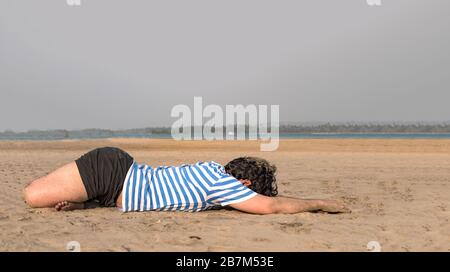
[378,224,387,232]
[252,237,271,243]
[396,187,414,202]
[437,204,446,212]
[277,221,311,234]
[340,196,359,205]
[363,202,385,215]
[422,225,432,232]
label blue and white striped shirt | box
[121,161,257,212]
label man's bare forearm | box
[272,197,324,214]
[272,197,349,214]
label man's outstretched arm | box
[229,194,351,215]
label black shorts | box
[75,147,134,207]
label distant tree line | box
[1,123,450,140]
[278,123,450,133]
[0,127,171,140]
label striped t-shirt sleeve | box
[208,175,257,206]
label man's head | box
[224,157,278,197]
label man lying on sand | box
[23,147,350,214]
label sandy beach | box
[0,138,449,252]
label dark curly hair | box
[224,157,278,197]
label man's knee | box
[23,183,40,208]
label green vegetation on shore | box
[2,123,450,140]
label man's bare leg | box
[23,161,90,211]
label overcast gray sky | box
[1,0,449,131]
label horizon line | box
[3,121,450,134]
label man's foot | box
[55,201,85,211]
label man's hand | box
[317,200,351,213]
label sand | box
[0,139,449,252]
